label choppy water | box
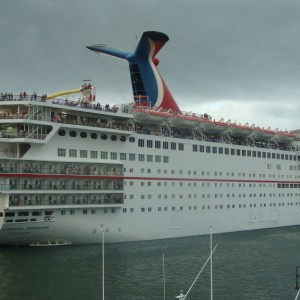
[1,226,300,300]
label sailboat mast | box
[210,226,213,300]
[163,253,166,300]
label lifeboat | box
[168,113,200,128]
[275,131,297,143]
[133,107,169,125]
[251,127,275,140]
[200,119,229,135]
[228,123,255,137]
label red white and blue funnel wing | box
[87,31,180,112]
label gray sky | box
[1,0,300,131]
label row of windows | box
[138,139,184,150]
[58,148,169,163]
[14,200,296,217]
[126,192,300,200]
[130,170,300,180]
[120,201,300,214]
[3,226,49,231]
[193,145,299,161]
[57,147,300,178]
[59,130,186,152]
[5,198,300,222]
[5,210,52,217]
[59,130,127,142]
[127,181,300,188]
[59,130,297,163]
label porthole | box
[80,132,87,138]
[111,135,117,141]
[58,129,66,136]
[90,133,97,139]
[120,136,126,142]
[129,137,135,143]
[101,134,107,140]
[69,131,77,137]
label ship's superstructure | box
[0,31,300,246]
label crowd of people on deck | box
[0,91,121,115]
[0,91,40,101]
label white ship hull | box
[1,31,300,246]
[0,106,299,246]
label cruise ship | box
[0,31,300,246]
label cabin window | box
[5,212,15,217]
[155,155,161,162]
[58,148,66,157]
[80,150,88,158]
[129,153,136,161]
[80,132,87,138]
[101,151,108,159]
[69,130,77,137]
[58,129,66,136]
[90,151,98,159]
[110,152,117,160]
[69,149,77,157]
[18,211,29,216]
[147,155,153,162]
[120,153,126,160]
[147,140,153,148]
[90,133,97,139]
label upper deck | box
[0,93,298,159]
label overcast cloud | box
[1,0,300,130]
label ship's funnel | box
[87,31,180,112]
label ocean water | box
[0,226,300,300]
